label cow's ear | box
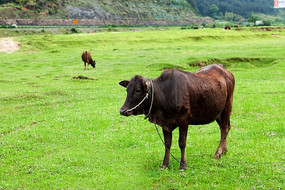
[143,79,150,92]
[119,80,130,88]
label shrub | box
[0,25,16,28]
[263,20,271,26]
[70,28,79,33]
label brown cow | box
[225,26,231,30]
[119,64,235,170]
[81,51,96,70]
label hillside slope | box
[0,0,197,22]
[67,0,196,21]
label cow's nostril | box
[120,108,127,115]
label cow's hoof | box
[160,165,168,170]
[222,147,228,154]
[179,165,187,170]
[213,148,228,159]
[213,153,222,159]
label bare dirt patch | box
[0,38,20,53]
[250,27,285,32]
[272,35,285,38]
[72,76,97,80]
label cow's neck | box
[144,79,166,125]
[145,79,179,132]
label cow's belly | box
[187,89,227,125]
[188,110,223,125]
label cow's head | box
[90,60,96,68]
[119,75,151,116]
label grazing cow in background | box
[225,26,231,30]
[81,51,96,70]
[119,64,235,170]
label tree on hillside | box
[248,15,258,23]
[210,4,219,18]
[0,0,12,3]
[225,12,235,21]
[0,0,37,5]
[15,0,30,4]
[187,0,197,9]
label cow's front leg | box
[160,129,172,169]
[178,125,188,170]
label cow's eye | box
[135,89,141,93]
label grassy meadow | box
[0,27,284,189]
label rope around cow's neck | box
[144,79,154,119]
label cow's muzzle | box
[120,108,132,116]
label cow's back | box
[81,51,87,62]
[191,64,235,124]
[81,51,91,62]
[153,65,234,126]
[195,64,235,101]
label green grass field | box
[0,27,284,189]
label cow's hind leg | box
[213,98,233,159]
[84,62,86,70]
[214,116,230,159]
[161,129,172,169]
[178,125,188,170]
